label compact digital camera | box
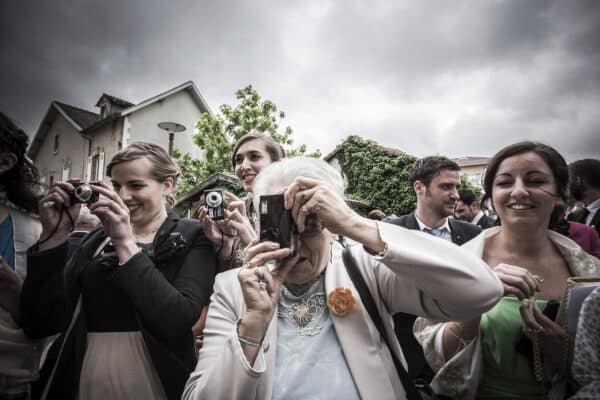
[204,189,225,220]
[259,194,296,254]
[70,182,100,204]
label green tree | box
[335,136,417,216]
[459,174,483,198]
[175,85,320,197]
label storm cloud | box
[1,0,599,161]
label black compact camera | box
[204,189,225,220]
[70,182,100,204]
[259,194,296,254]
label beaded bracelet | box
[238,336,261,347]
[236,319,263,347]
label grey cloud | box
[0,0,598,163]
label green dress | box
[477,297,548,399]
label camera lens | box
[75,184,93,202]
[206,191,223,208]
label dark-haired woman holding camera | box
[20,142,216,400]
[0,112,43,399]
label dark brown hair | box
[569,159,600,188]
[231,131,285,169]
[0,112,40,212]
[409,156,460,187]
[481,141,569,227]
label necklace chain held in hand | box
[278,275,327,336]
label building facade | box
[28,81,211,189]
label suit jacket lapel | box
[448,219,464,245]
[406,212,420,230]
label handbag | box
[558,277,600,336]
[341,246,450,400]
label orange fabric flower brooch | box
[327,287,357,317]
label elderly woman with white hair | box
[183,157,504,400]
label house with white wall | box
[28,81,211,189]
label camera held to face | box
[204,189,225,220]
[259,194,296,255]
[70,182,100,204]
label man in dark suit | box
[568,158,600,236]
[455,189,495,229]
[387,156,481,382]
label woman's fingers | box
[243,240,277,263]
[284,177,320,209]
[519,301,543,334]
[494,263,539,299]
[91,182,128,211]
[246,247,292,268]
[89,199,129,220]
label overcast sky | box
[1,0,599,161]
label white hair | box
[252,156,345,208]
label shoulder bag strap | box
[341,246,422,400]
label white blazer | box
[183,222,503,400]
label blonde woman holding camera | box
[21,142,216,400]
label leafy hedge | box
[334,136,417,216]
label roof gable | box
[121,81,212,116]
[28,102,99,159]
[95,93,134,108]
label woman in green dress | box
[414,142,600,399]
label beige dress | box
[79,332,166,400]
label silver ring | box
[258,281,267,291]
[43,201,55,208]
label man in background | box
[387,156,481,381]
[568,159,600,236]
[455,189,495,229]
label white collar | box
[587,198,600,214]
[471,210,485,225]
[415,213,451,232]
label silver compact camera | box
[70,182,100,204]
[204,189,225,220]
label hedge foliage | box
[335,136,417,216]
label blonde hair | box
[106,141,180,206]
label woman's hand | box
[284,177,356,236]
[520,300,568,376]
[37,181,81,249]
[237,239,295,365]
[0,256,22,319]
[223,209,256,246]
[238,240,295,324]
[493,263,541,300]
[88,182,134,245]
[283,177,386,253]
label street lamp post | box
[157,122,186,156]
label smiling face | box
[416,169,461,219]
[110,157,172,229]
[234,139,273,193]
[491,152,557,228]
